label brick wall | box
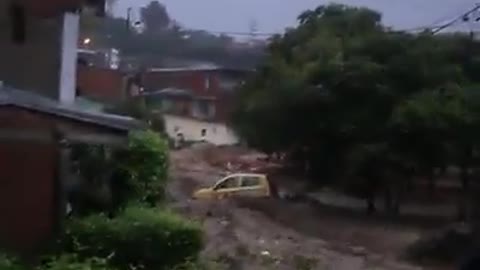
[0,106,125,252]
[142,70,221,98]
[0,141,56,252]
[77,65,127,103]
[142,69,249,123]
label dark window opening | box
[77,57,89,66]
[10,3,26,44]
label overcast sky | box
[113,0,479,35]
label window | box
[201,129,207,137]
[192,100,215,119]
[9,3,26,44]
[205,75,211,90]
[241,176,260,187]
[161,99,175,112]
[215,176,239,190]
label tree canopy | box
[81,1,266,69]
[231,4,480,216]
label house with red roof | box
[138,63,252,146]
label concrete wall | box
[0,2,63,99]
[58,12,79,104]
[164,114,239,146]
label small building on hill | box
[138,63,252,145]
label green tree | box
[232,3,480,216]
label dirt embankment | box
[168,144,450,270]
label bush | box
[115,130,170,206]
[62,206,203,270]
[69,130,169,215]
[405,224,475,263]
[0,254,24,270]
[0,253,114,270]
[39,255,114,270]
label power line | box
[181,4,480,38]
[432,4,480,34]
[190,29,277,37]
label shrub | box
[38,255,114,270]
[62,206,203,270]
[115,130,170,206]
[69,130,170,215]
[405,224,475,263]
[0,254,24,270]
[0,253,114,270]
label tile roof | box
[0,85,144,131]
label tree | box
[233,4,393,182]
[140,1,171,33]
[231,3,480,217]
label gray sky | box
[113,0,478,35]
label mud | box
[168,144,450,270]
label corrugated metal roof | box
[139,87,193,97]
[75,97,106,112]
[148,63,254,73]
[0,85,144,131]
[139,88,218,101]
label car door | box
[213,175,241,199]
[238,175,265,197]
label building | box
[76,47,142,107]
[0,86,142,253]
[76,65,140,104]
[139,63,252,145]
[0,0,144,253]
[77,48,121,70]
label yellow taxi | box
[192,173,273,200]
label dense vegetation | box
[0,131,203,270]
[69,130,170,215]
[82,0,265,69]
[61,207,202,270]
[231,4,480,218]
[1,206,204,270]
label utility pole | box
[126,7,132,32]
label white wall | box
[59,12,80,104]
[164,114,239,146]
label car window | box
[241,176,261,187]
[215,176,239,190]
